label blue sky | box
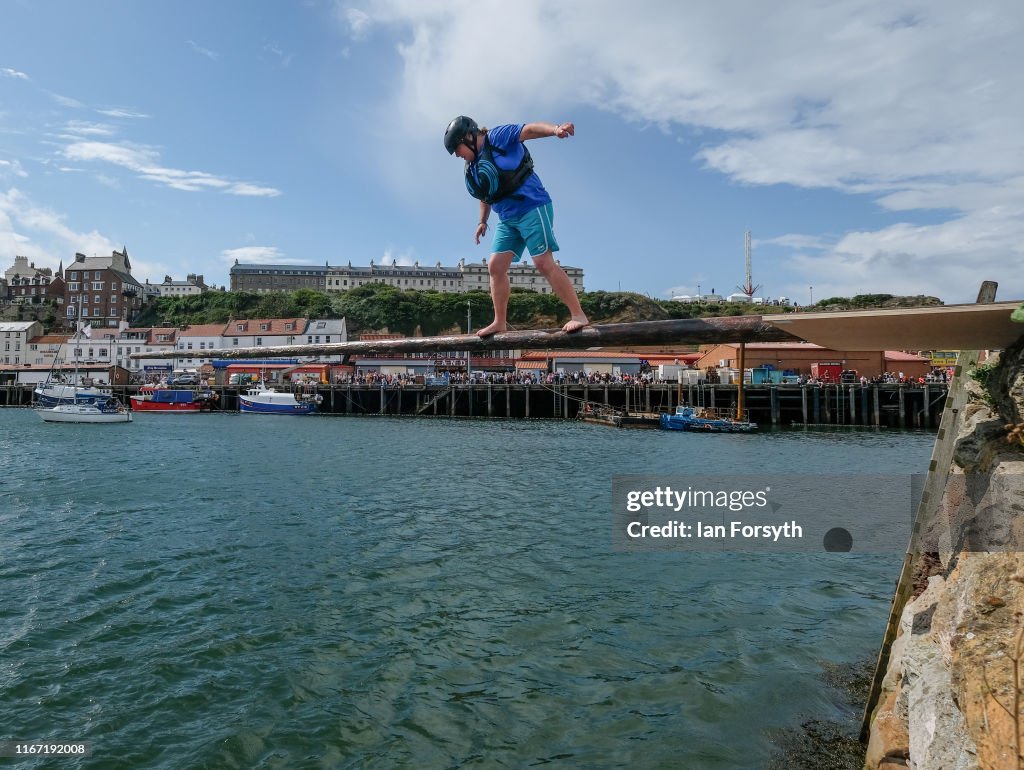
[1,0,1021,305]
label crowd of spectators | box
[338,370,668,387]
[317,366,957,388]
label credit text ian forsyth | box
[624,485,802,542]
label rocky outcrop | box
[865,336,1024,769]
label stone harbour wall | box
[865,336,1024,769]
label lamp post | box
[809,286,814,306]
[466,300,472,380]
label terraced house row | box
[0,318,348,373]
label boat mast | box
[73,300,82,386]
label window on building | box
[256,337,263,345]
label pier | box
[1,381,949,428]
[13,291,1017,430]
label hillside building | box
[4,256,54,304]
[0,320,43,365]
[231,258,584,295]
[62,249,144,328]
[147,273,211,297]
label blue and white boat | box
[34,378,110,408]
[38,396,132,424]
[239,384,321,415]
[659,405,757,433]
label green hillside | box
[129,284,940,336]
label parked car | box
[168,375,199,386]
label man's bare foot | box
[476,321,506,338]
[562,316,590,333]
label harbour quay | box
[0,381,949,428]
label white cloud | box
[220,246,292,265]
[340,0,1024,298]
[62,120,118,138]
[759,234,833,251]
[187,40,219,61]
[342,7,373,39]
[1,67,29,80]
[229,182,282,197]
[0,188,117,268]
[50,93,84,109]
[95,108,150,119]
[781,204,1024,301]
[0,159,28,178]
[263,42,293,68]
[62,140,281,197]
[378,247,417,266]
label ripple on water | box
[0,410,935,769]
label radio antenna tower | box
[736,228,762,298]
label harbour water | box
[0,410,935,769]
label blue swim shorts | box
[491,203,559,263]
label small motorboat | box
[659,405,757,433]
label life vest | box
[464,135,535,204]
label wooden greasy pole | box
[131,316,800,360]
[736,342,746,420]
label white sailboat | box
[36,305,132,424]
[38,399,133,423]
[34,326,109,407]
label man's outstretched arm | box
[520,122,575,141]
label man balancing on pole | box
[444,116,590,337]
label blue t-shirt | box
[470,123,551,221]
